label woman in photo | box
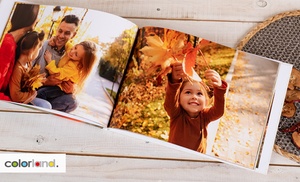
[0,3,40,100]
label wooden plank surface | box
[0,152,299,182]
[128,19,256,48]
[0,106,299,165]
[1,0,300,181]
[28,0,300,48]
[31,0,300,22]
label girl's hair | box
[76,41,98,90]
[9,4,40,32]
[180,80,210,107]
[16,31,45,60]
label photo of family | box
[0,2,138,126]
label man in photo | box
[33,14,80,113]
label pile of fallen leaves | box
[109,80,169,140]
[21,64,45,92]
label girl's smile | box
[189,100,200,106]
[179,81,206,118]
[68,44,85,61]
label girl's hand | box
[44,50,52,64]
[40,73,47,84]
[171,62,184,83]
[44,73,62,86]
[205,69,222,88]
[61,80,76,94]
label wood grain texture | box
[1,0,300,181]
[0,108,216,162]
[25,0,300,47]
[29,0,300,22]
[0,152,299,182]
[128,19,256,47]
[0,103,299,174]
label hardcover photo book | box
[0,0,293,174]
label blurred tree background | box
[99,29,136,100]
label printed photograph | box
[0,2,138,126]
[0,2,283,170]
[109,27,280,169]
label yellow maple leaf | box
[140,30,187,77]
[22,65,45,91]
[31,74,45,90]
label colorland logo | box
[0,153,66,173]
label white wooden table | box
[1,0,300,181]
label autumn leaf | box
[183,39,211,76]
[173,42,207,82]
[139,30,212,85]
[181,42,199,76]
[139,30,187,80]
[145,34,164,47]
[22,65,45,91]
[31,74,46,90]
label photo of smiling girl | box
[36,40,99,101]
[164,62,227,153]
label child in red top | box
[164,62,227,153]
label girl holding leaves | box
[139,29,227,153]
[9,31,52,109]
[164,62,227,153]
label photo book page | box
[107,26,292,173]
[0,0,139,127]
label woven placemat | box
[237,10,300,163]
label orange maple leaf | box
[182,42,200,76]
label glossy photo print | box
[109,27,281,170]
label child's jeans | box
[31,98,52,109]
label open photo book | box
[0,0,293,174]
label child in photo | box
[37,40,98,102]
[164,62,227,153]
[9,31,52,109]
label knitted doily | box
[237,10,300,163]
